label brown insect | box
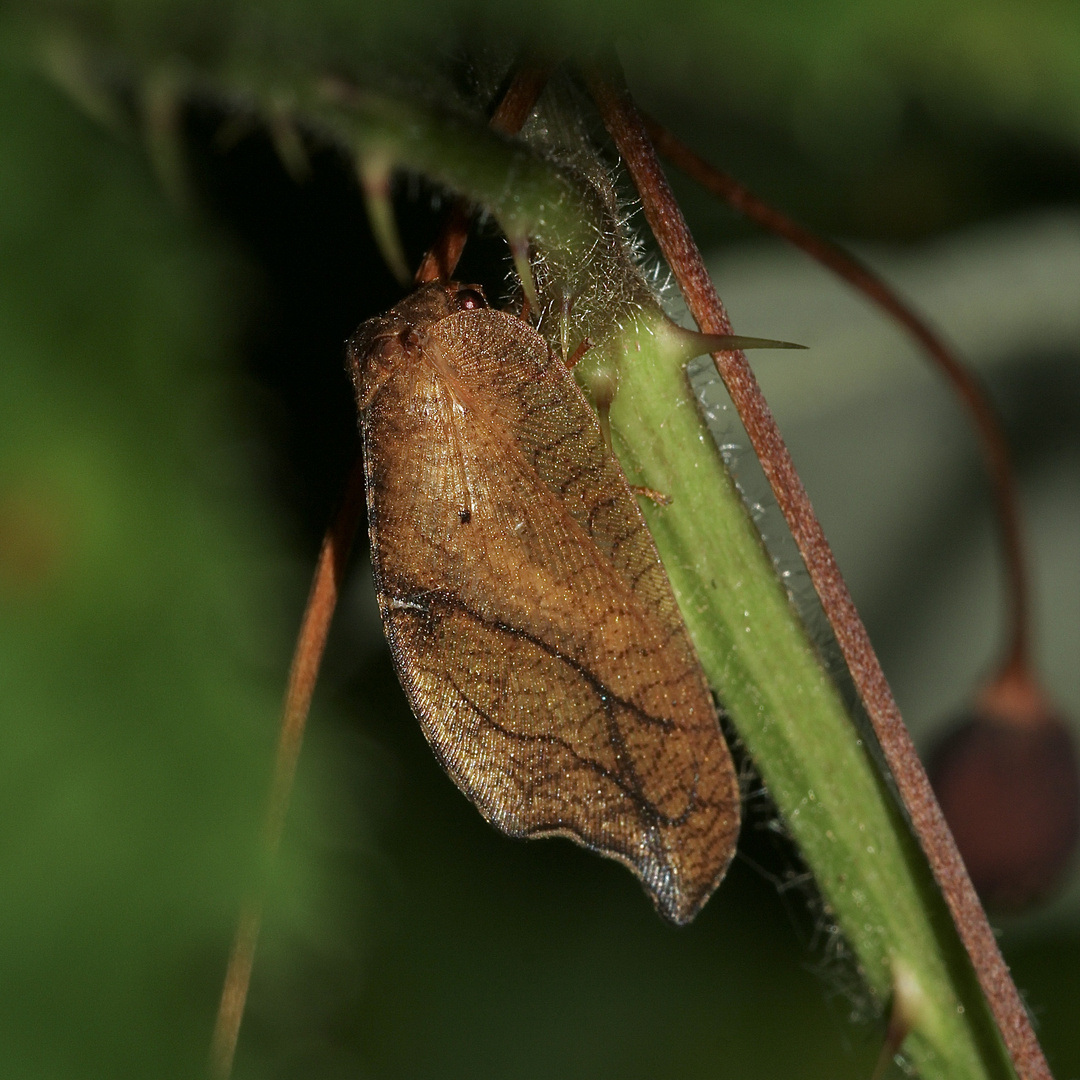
[348,281,741,923]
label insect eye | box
[455,287,487,311]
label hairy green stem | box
[598,318,1010,1080]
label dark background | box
[1,3,1077,1077]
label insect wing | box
[353,287,740,923]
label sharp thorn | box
[140,66,192,213]
[358,155,410,287]
[508,235,538,313]
[267,102,311,184]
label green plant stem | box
[586,67,1046,1080]
[603,319,1010,1080]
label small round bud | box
[928,673,1079,913]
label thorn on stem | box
[870,960,927,1080]
[358,155,411,286]
[509,235,538,313]
[141,65,192,212]
[267,101,311,184]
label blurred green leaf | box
[0,43,290,1078]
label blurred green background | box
[1,2,1077,1078]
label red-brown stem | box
[414,57,552,285]
[209,457,366,1080]
[209,60,551,1080]
[642,116,1030,676]
[587,68,1050,1080]
[414,199,472,285]
[207,904,260,1080]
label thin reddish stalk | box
[586,68,1050,1080]
[414,199,473,285]
[642,117,1030,674]
[209,60,551,1079]
[208,459,366,1080]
